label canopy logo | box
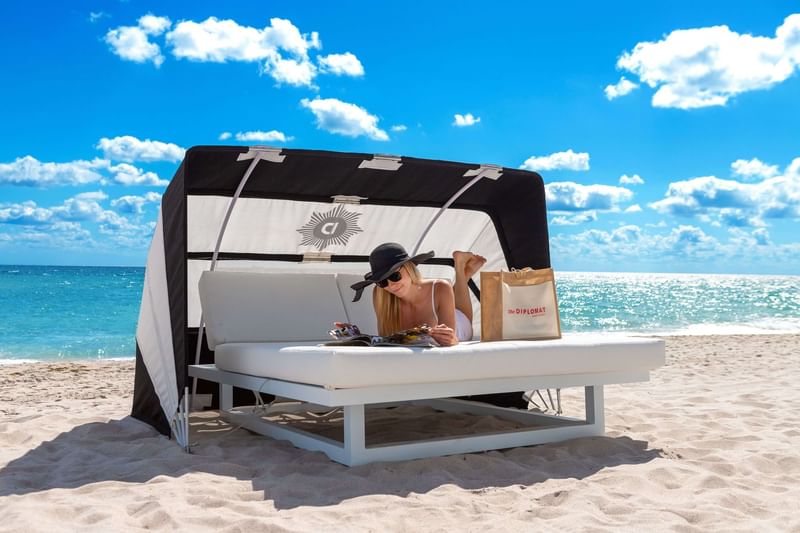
[297,204,363,250]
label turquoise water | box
[0,266,798,362]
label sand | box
[1,335,799,532]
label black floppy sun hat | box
[350,242,434,302]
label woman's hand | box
[430,323,458,346]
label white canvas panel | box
[187,259,458,328]
[135,210,179,423]
[186,196,500,260]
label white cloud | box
[0,156,107,187]
[619,174,644,185]
[390,124,407,132]
[0,193,153,249]
[111,192,162,215]
[262,55,317,86]
[453,113,481,127]
[300,97,388,141]
[604,76,639,99]
[166,17,309,62]
[108,163,168,186]
[138,14,171,36]
[104,14,172,67]
[731,158,779,180]
[0,153,169,188]
[649,162,800,225]
[520,149,590,172]
[219,131,232,140]
[234,130,292,142]
[165,16,323,87]
[96,135,185,163]
[89,12,108,23]
[625,204,643,213]
[0,201,53,225]
[318,52,364,76]
[107,15,363,87]
[546,181,634,212]
[550,223,727,264]
[551,212,598,226]
[613,14,800,109]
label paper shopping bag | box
[480,268,561,341]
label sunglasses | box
[377,271,403,288]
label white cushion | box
[199,271,347,348]
[214,334,665,389]
[336,273,379,334]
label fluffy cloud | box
[108,163,168,186]
[520,149,590,172]
[300,97,388,140]
[619,174,644,185]
[111,192,162,215]
[0,156,107,187]
[611,14,800,108]
[546,182,634,212]
[551,212,598,226]
[390,124,407,132]
[0,155,168,187]
[604,76,639,99]
[453,113,481,127]
[731,158,779,180]
[104,14,172,67]
[96,135,185,163]
[650,159,800,225]
[318,52,364,76]
[89,12,108,23]
[551,224,726,263]
[106,15,363,87]
[232,130,293,142]
[0,201,53,225]
[0,193,154,249]
[218,132,232,140]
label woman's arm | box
[430,281,458,346]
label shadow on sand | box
[0,408,663,510]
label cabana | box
[133,146,664,465]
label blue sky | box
[1,1,799,273]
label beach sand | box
[1,335,799,532]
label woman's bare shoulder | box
[432,278,454,297]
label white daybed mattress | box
[214,334,665,389]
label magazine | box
[324,323,439,347]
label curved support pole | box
[411,165,502,256]
[190,153,265,405]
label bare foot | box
[453,251,486,278]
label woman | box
[350,242,485,346]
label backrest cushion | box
[336,273,379,334]
[199,271,347,348]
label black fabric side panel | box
[131,344,170,435]
[162,163,188,398]
[131,162,186,433]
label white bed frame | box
[189,363,650,466]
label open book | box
[324,323,438,347]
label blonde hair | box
[375,262,422,335]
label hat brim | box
[349,250,434,301]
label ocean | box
[0,265,798,362]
